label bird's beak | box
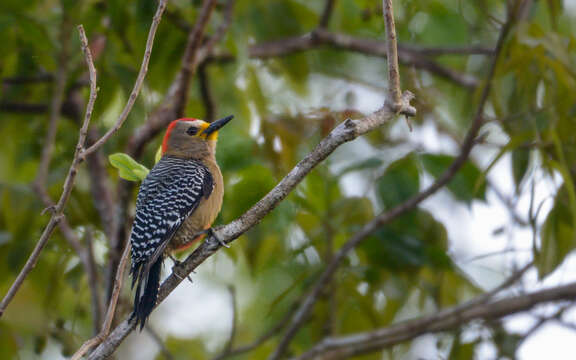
[203,115,234,136]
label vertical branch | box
[34,15,71,190]
[198,63,216,122]
[383,0,402,109]
[0,25,98,317]
[71,242,131,360]
[318,0,337,29]
[82,0,167,157]
[172,0,218,117]
[85,228,104,333]
[223,285,238,354]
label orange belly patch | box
[172,225,212,252]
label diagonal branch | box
[291,281,576,360]
[86,88,416,360]
[0,25,99,318]
[82,0,167,158]
[0,0,167,317]
[267,3,516,358]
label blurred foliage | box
[0,0,575,359]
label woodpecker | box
[129,115,233,329]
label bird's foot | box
[169,255,194,283]
[207,227,229,248]
[195,227,230,248]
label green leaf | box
[108,153,149,182]
[377,154,420,208]
[421,154,486,203]
[536,185,576,278]
[512,148,530,189]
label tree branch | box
[81,0,167,158]
[383,0,401,108]
[0,25,99,318]
[86,90,416,360]
[318,0,337,29]
[268,4,515,358]
[71,242,131,360]
[291,282,576,360]
[209,29,480,88]
[171,0,218,117]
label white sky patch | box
[273,136,282,152]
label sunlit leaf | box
[108,153,149,182]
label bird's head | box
[161,115,234,158]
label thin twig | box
[71,242,131,360]
[124,0,222,159]
[34,16,71,191]
[84,228,104,333]
[0,25,98,318]
[212,300,302,360]
[383,0,402,109]
[145,325,174,360]
[223,285,237,354]
[198,63,216,122]
[318,0,337,29]
[172,0,218,117]
[82,0,167,157]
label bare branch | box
[318,0,337,29]
[145,325,175,360]
[383,0,402,109]
[198,63,216,122]
[0,25,98,318]
[223,286,237,354]
[171,0,218,117]
[34,17,71,190]
[210,29,480,89]
[82,0,167,157]
[124,0,220,159]
[71,242,131,360]
[212,300,301,360]
[291,282,576,360]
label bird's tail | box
[131,258,162,330]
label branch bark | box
[86,90,416,360]
[0,25,99,318]
[81,0,167,158]
[291,282,576,360]
[0,0,167,316]
[268,4,515,358]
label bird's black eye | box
[186,126,198,136]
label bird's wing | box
[130,156,214,278]
[129,156,213,327]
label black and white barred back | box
[129,155,214,329]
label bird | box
[129,115,233,329]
